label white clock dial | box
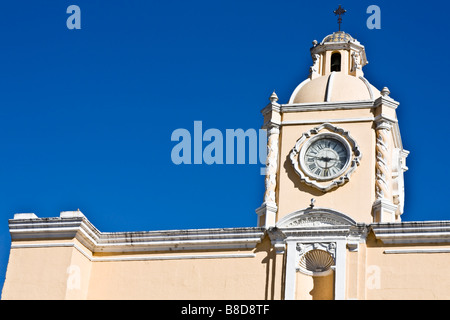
[290,123,362,192]
[300,134,351,181]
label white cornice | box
[281,100,374,112]
[269,208,368,251]
[281,116,374,126]
[373,96,400,110]
[371,221,450,244]
[9,214,265,253]
[260,101,281,116]
[384,248,450,254]
[281,96,399,113]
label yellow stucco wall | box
[4,230,450,300]
[2,243,74,299]
[364,236,450,299]
[277,109,376,224]
[2,236,285,300]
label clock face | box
[301,134,351,180]
[290,124,362,192]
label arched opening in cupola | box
[330,52,341,72]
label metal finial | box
[333,5,346,31]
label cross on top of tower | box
[333,5,346,31]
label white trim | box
[359,76,374,100]
[9,216,266,253]
[284,240,298,300]
[11,242,256,262]
[384,248,450,254]
[11,243,75,249]
[93,253,256,262]
[373,96,399,110]
[371,221,450,244]
[283,239,347,300]
[325,72,335,102]
[277,207,356,228]
[334,240,347,300]
[281,117,374,126]
[281,100,374,112]
[374,114,398,124]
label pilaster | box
[257,92,281,228]
[372,88,401,222]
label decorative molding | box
[392,147,407,217]
[281,116,374,126]
[263,125,280,204]
[296,243,336,275]
[384,248,450,254]
[373,96,399,110]
[255,202,278,229]
[358,76,373,99]
[9,214,266,253]
[267,227,287,254]
[276,208,368,254]
[325,72,336,102]
[374,114,397,125]
[271,208,367,300]
[375,121,391,200]
[284,237,349,300]
[371,221,450,244]
[289,123,362,192]
[309,54,320,79]
[372,199,397,223]
[297,242,336,260]
[281,100,374,113]
[277,208,356,229]
[351,52,362,73]
[258,92,282,228]
[311,41,367,65]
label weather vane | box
[333,5,346,31]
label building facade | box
[3,31,450,300]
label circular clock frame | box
[299,133,352,182]
[289,123,362,193]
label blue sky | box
[1,0,450,292]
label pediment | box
[276,208,356,228]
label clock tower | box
[257,31,409,228]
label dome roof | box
[322,31,354,43]
[289,72,380,104]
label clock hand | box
[309,153,338,163]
